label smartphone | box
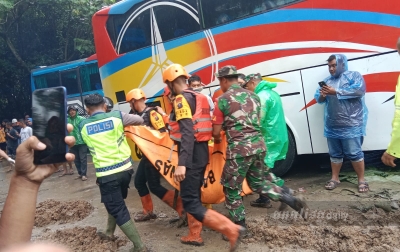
[318,81,327,87]
[32,87,68,165]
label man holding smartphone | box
[315,54,369,193]
[79,94,147,252]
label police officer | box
[79,94,146,252]
[125,89,185,225]
[212,66,307,235]
[161,64,245,251]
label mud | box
[40,226,128,252]
[245,207,400,252]
[35,200,94,227]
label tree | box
[0,0,115,119]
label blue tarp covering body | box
[314,54,368,139]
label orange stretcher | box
[125,126,253,204]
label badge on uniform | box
[176,97,183,109]
[151,111,159,121]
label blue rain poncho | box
[255,80,288,168]
[314,54,368,139]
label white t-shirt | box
[20,127,32,143]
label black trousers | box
[99,169,133,226]
[134,155,168,199]
[179,141,209,222]
[69,144,88,176]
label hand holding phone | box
[318,81,327,88]
[32,87,68,165]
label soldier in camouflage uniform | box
[212,66,307,233]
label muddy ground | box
[1,154,400,252]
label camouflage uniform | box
[214,66,281,222]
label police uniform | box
[79,110,145,251]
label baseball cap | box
[215,65,239,78]
[11,119,17,123]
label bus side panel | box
[302,52,399,154]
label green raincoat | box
[255,80,288,168]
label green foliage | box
[0,0,116,119]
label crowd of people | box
[1,37,400,252]
[0,116,33,171]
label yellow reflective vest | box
[387,75,400,158]
[80,111,132,177]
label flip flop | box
[67,171,74,175]
[58,173,66,177]
[82,176,87,181]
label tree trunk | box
[0,32,30,72]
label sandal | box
[325,180,340,190]
[82,176,87,181]
[59,173,67,177]
[55,168,64,173]
[75,175,82,180]
[67,171,74,175]
[358,181,369,193]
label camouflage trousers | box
[222,152,281,222]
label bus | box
[31,54,103,116]
[92,0,400,175]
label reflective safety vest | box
[168,89,212,142]
[80,111,133,178]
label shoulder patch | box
[174,95,192,121]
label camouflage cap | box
[244,73,262,84]
[215,65,239,78]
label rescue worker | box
[382,37,400,167]
[212,66,307,234]
[159,64,245,251]
[125,89,186,227]
[79,94,146,252]
[242,73,288,208]
[188,75,215,117]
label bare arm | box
[0,126,75,248]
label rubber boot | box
[279,191,308,220]
[119,219,147,252]
[250,195,272,208]
[180,214,204,246]
[161,190,184,216]
[235,219,252,239]
[278,186,294,211]
[202,209,246,252]
[134,194,157,222]
[161,190,187,227]
[97,214,117,240]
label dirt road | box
[1,155,400,252]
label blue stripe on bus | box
[99,9,400,79]
[31,59,87,76]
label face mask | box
[193,87,203,93]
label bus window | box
[111,8,152,55]
[200,0,302,29]
[153,0,200,42]
[33,72,59,89]
[79,63,102,93]
[61,70,80,96]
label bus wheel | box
[271,128,296,177]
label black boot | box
[235,219,252,238]
[278,186,294,211]
[250,195,272,208]
[279,192,308,220]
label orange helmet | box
[162,64,189,83]
[212,88,224,103]
[126,89,145,102]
